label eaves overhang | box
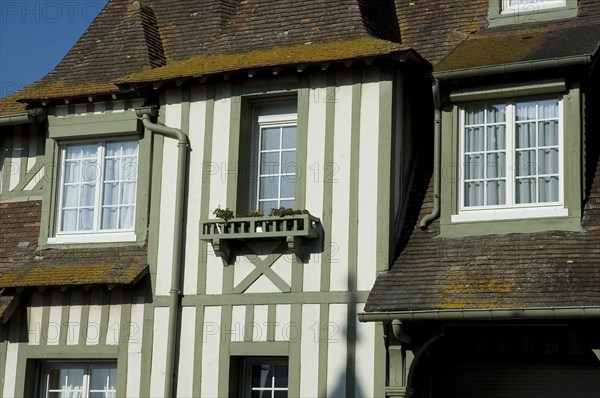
[115,38,425,89]
[358,306,600,323]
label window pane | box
[516,150,536,176]
[486,104,506,123]
[486,125,506,151]
[63,185,79,207]
[81,184,96,207]
[82,144,98,158]
[486,153,506,179]
[119,206,135,229]
[64,162,80,183]
[90,367,117,391]
[48,368,84,390]
[274,365,288,387]
[280,151,296,174]
[260,152,280,174]
[121,141,139,156]
[123,158,138,180]
[538,120,558,146]
[82,161,99,183]
[121,182,137,205]
[465,181,484,207]
[274,392,288,398]
[105,142,121,157]
[516,178,537,204]
[104,183,119,205]
[538,99,558,118]
[104,158,118,181]
[260,201,278,214]
[539,176,559,202]
[261,128,280,150]
[61,209,77,231]
[260,177,278,199]
[280,179,295,199]
[465,127,484,152]
[281,126,296,149]
[516,123,536,148]
[252,364,273,388]
[65,145,82,160]
[465,154,484,180]
[280,200,294,209]
[79,208,94,230]
[538,148,559,175]
[465,106,484,125]
[516,101,536,121]
[486,180,506,206]
[102,207,118,229]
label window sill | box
[200,213,320,264]
[47,231,137,245]
[451,206,568,223]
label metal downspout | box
[419,79,441,229]
[136,107,189,398]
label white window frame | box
[255,113,298,214]
[39,361,117,398]
[452,97,567,223]
[48,138,138,244]
[501,0,566,14]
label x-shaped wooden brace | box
[232,241,291,293]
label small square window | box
[231,357,289,398]
[50,138,139,243]
[453,96,568,222]
[502,0,566,13]
[39,361,117,398]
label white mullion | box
[277,127,283,207]
[506,103,515,207]
[57,145,67,233]
[534,102,541,203]
[75,148,84,231]
[94,142,105,232]
[256,127,265,207]
[116,144,124,229]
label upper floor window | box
[489,0,577,26]
[39,361,116,398]
[453,97,567,222]
[55,139,138,241]
[256,114,297,214]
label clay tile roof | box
[0,263,148,288]
[117,38,415,86]
[435,16,600,75]
[0,92,28,117]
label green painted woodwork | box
[217,305,233,398]
[287,303,302,396]
[116,290,132,398]
[229,341,289,356]
[198,86,216,296]
[47,111,140,139]
[377,68,394,271]
[139,300,155,398]
[192,306,205,397]
[175,290,370,306]
[317,302,329,397]
[488,0,577,27]
[439,84,584,237]
[374,322,387,397]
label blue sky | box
[0,0,109,99]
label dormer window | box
[488,0,577,26]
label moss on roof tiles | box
[435,27,548,72]
[17,82,119,103]
[0,92,28,117]
[0,262,148,288]
[117,37,412,85]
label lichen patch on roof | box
[117,38,413,85]
[0,263,148,288]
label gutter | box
[419,79,441,229]
[135,106,189,398]
[358,306,600,322]
[0,108,46,126]
[433,55,592,80]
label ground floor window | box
[39,361,116,398]
[230,356,289,398]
